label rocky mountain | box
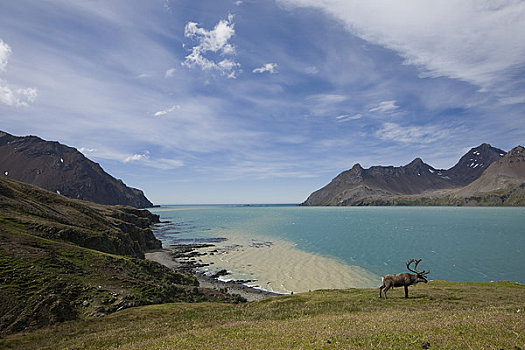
[0,131,153,208]
[450,145,525,204]
[302,144,509,206]
[444,143,507,185]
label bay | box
[151,205,525,286]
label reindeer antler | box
[407,258,430,275]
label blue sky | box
[1,0,524,204]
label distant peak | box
[352,163,363,170]
[507,145,525,155]
[407,158,425,167]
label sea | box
[151,205,525,287]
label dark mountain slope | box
[0,131,153,208]
[444,143,507,185]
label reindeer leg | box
[404,285,409,298]
[379,285,384,298]
[383,285,391,300]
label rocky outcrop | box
[0,177,161,258]
[0,131,153,208]
[302,144,508,206]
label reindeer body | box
[379,259,430,299]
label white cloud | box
[336,113,362,122]
[0,39,11,72]
[304,66,319,75]
[79,147,96,154]
[182,14,240,78]
[307,94,347,104]
[124,151,150,163]
[253,63,278,74]
[154,104,180,116]
[499,96,525,105]
[278,0,525,93]
[304,93,349,117]
[0,38,38,107]
[369,100,398,113]
[164,68,176,78]
[123,151,183,169]
[375,122,450,144]
[235,1,243,6]
[0,85,38,107]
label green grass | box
[0,220,240,335]
[1,281,523,349]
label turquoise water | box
[151,205,525,284]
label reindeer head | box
[407,259,430,283]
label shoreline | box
[145,246,281,301]
[146,229,380,298]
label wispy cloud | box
[369,100,398,113]
[307,94,348,104]
[0,39,10,71]
[375,122,451,144]
[124,151,150,163]
[253,63,278,74]
[154,105,180,117]
[164,68,176,78]
[278,0,525,96]
[182,14,240,78]
[124,150,184,169]
[336,113,362,122]
[0,38,37,107]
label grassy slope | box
[0,219,243,335]
[0,177,162,258]
[1,281,523,349]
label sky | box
[1,0,524,204]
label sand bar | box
[196,230,380,294]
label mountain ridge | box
[301,143,522,206]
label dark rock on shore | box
[0,131,153,208]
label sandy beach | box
[145,246,279,301]
[195,231,380,294]
[146,229,380,298]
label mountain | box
[444,143,507,185]
[449,145,525,205]
[302,144,509,206]
[0,131,153,208]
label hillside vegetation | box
[1,281,523,349]
[0,178,241,335]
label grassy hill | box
[0,178,242,335]
[0,281,523,349]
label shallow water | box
[151,205,525,288]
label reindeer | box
[379,259,430,299]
